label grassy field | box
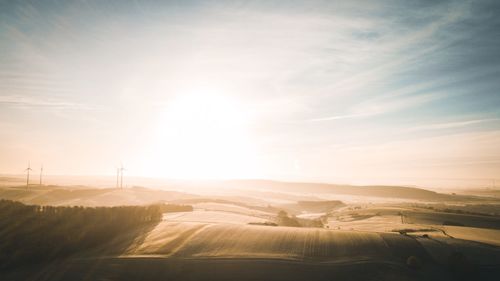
[0,181,500,281]
[3,218,499,281]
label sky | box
[1,0,500,188]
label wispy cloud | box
[0,0,499,183]
[0,95,98,111]
[406,118,500,132]
[307,113,368,122]
[308,92,442,122]
[308,1,474,97]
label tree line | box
[0,199,192,269]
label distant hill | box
[459,188,500,198]
[222,180,473,201]
[0,178,486,206]
[0,185,198,206]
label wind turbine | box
[25,162,32,190]
[116,167,120,188]
[119,163,125,189]
[39,164,43,186]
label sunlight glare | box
[146,89,260,179]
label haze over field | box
[1,178,500,281]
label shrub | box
[275,210,323,228]
[406,255,422,269]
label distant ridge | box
[222,179,465,201]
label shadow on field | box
[0,200,177,270]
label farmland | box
[0,179,500,280]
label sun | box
[145,89,260,179]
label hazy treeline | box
[0,200,192,269]
[418,204,500,216]
[296,200,344,213]
[277,210,324,228]
[178,198,282,214]
[247,211,324,228]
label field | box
[0,178,499,280]
[0,184,197,206]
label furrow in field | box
[172,223,395,261]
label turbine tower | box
[120,163,125,189]
[116,167,120,188]
[25,162,32,190]
[39,164,43,186]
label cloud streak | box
[308,92,444,122]
[0,95,98,111]
[406,118,500,132]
